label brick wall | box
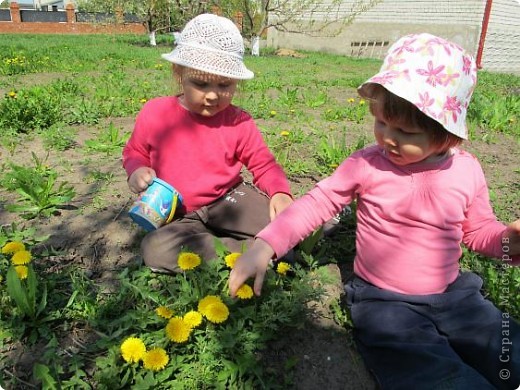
[0,2,146,35]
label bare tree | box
[76,0,381,50]
[216,0,382,55]
[76,0,212,45]
[218,0,382,39]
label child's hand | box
[229,239,275,297]
[128,167,156,193]
[269,193,293,220]
[504,219,520,256]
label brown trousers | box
[141,182,271,273]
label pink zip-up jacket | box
[258,145,518,295]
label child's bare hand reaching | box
[229,239,275,297]
[128,167,156,193]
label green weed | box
[1,153,76,219]
[322,97,368,123]
[302,89,329,108]
[84,122,129,155]
[469,92,520,135]
[316,134,368,174]
[40,123,78,151]
[0,87,63,134]
[0,52,52,75]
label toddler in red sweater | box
[123,14,293,272]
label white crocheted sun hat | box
[358,33,477,139]
[162,13,254,80]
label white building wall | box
[267,0,520,75]
[350,0,483,24]
[481,0,520,73]
[296,0,483,24]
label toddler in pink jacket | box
[230,33,519,389]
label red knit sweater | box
[123,96,291,213]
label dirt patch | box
[275,48,307,58]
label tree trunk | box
[251,36,260,56]
[149,30,157,46]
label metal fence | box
[76,12,114,23]
[10,10,141,24]
[20,10,67,23]
[123,13,141,23]
[0,6,145,34]
[76,12,142,23]
[0,9,11,22]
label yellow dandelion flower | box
[204,301,229,324]
[178,252,201,271]
[11,250,32,265]
[156,306,174,319]
[329,163,339,169]
[359,99,366,106]
[8,91,16,98]
[143,348,169,371]
[1,241,25,255]
[120,337,146,363]
[236,284,254,300]
[165,317,192,343]
[183,311,203,328]
[140,98,148,104]
[276,261,291,275]
[347,98,355,103]
[198,295,222,315]
[15,265,28,280]
[280,130,290,137]
[269,110,277,116]
[224,252,241,269]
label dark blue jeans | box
[345,272,520,389]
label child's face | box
[178,68,238,117]
[372,102,443,166]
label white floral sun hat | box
[162,13,254,80]
[358,33,477,139]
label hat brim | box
[358,77,468,140]
[162,46,254,80]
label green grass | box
[0,33,519,389]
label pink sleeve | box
[257,152,365,257]
[462,164,520,265]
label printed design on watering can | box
[128,178,183,232]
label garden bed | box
[0,34,518,388]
